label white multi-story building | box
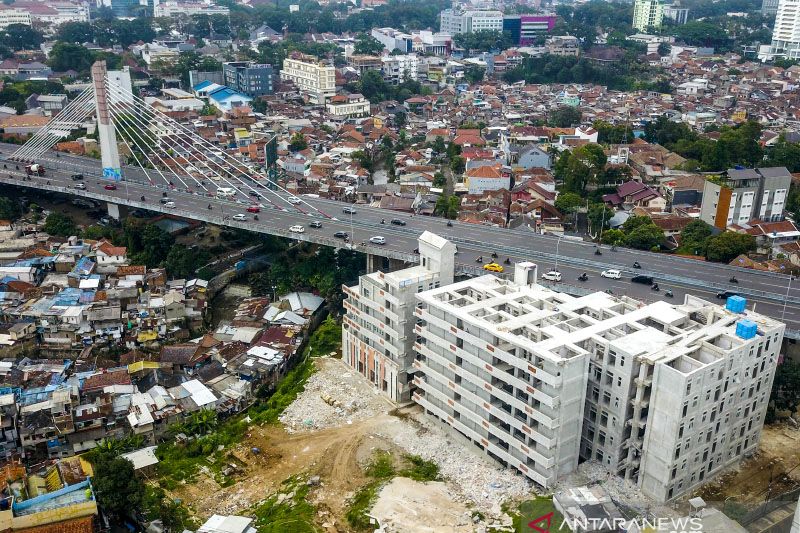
[153,0,229,18]
[326,93,371,118]
[440,9,503,34]
[381,54,419,84]
[769,0,800,58]
[0,7,31,29]
[351,243,784,501]
[632,0,665,32]
[342,232,456,402]
[280,55,336,104]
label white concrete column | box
[91,61,122,181]
[106,202,120,220]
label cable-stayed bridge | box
[2,61,800,335]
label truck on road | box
[25,164,44,176]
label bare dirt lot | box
[169,358,530,531]
[694,423,800,508]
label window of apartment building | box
[592,386,600,402]
[682,401,689,417]
[596,450,604,461]
[588,406,597,422]
[679,423,684,438]
[605,371,613,386]
[686,381,692,395]
[603,391,611,405]
[600,412,608,427]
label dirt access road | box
[172,412,401,523]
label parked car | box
[541,271,562,282]
[483,262,504,273]
[288,196,301,204]
[333,231,349,239]
[601,269,622,279]
[160,197,172,204]
[289,225,305,233]
[104,184,117,190]
[342,206,357,214]
[71,174,83,181]
[310,221,322,228]
[631,275,654,285]
[390,218,406,226]
[73,183,86,190]
[164,201,176,209]
[232,214,247,221]
[246,206,260,213]
[369,236,386,245]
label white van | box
[216,187,235,198]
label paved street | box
[2,144,798,333]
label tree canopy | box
[353,33,384,55]
[453,30,515,52]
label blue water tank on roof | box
[736,319,757,340]
[726,295,746,313]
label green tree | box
[288,132,308,152]
[548,106,582,128]
[165,244,210,279]
[601,228,626,245]
[434,194,460,219]
[249,271,275,297]
[43,212,78,237]
[625,221,664,250]
[91,455,144,518]
[678,219,713,255]
[463,66,486,85]
[143,486,197,532]
[554,192,583,214]
[0,196,20,221]
[453,30,514,52]
[56,22,95,44]
[587,203,612,236]
[657,42,671,56]
[766,137,800,172]
[48,42,95,73]
[770,361,800,414]
[0,24,43,51]
[705,231,756,263]
[432,172,446,188]
[353,33,384,55]
[450,155,465,175]
[431,136,446,154]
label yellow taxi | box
[483,262,504,273]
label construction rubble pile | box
[379,412,531,518]
[555,461,677,520]
[279,358,390,432]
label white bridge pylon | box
[9,60,332,219]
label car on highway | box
[289,225,305,233]
[310,221,322,228]
[232,214,247,221]
[631,275,654,285]
[716,290,741,299]
[71,174,83,181]
[541,271,562,282]
[249,191,259,197]
[601,269,622,279]
[369,236,386,245]
[333,231,349,239]
[104,184,117,190]
[483,262,504,273]
[288,196,301,204]
[73,183,86,190]
[246,206,260,213]
[164,201,176,209]
[390,218,406,226]
[342,206,357,214]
